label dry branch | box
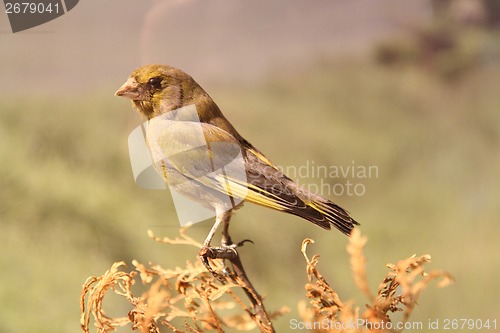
[80,227,452,333]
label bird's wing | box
[147,119,249,201]
[148,118,357,234]
[240,149,358,234]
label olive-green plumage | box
[116,64,359,240]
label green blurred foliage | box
[1,30,500,332]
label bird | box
[115,64,359,274]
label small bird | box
[115,64,358,273]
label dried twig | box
[80,227,452,333]
[81,226,287,333]
[300,231,454,333]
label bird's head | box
[115,64,205,119]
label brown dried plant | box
[299,229,454,332]
[80,226,288,333]
[80,227,452,333]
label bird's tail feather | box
[216,175,359,235]
[303,200,359,235]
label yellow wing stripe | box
[249,148,276,168]
[307,201,328,215]
[214,175,287,211]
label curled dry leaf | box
[80,228,288,333]
[80,226,451,333]
[300,231,454,333]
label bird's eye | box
[148,77,162,89]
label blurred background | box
[1,0,499,331]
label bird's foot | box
[199,245,237,281]
[199,239,254,280]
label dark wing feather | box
[243,147,359,235]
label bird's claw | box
[236,239,254,247]
[200,246,237,281]
[200,245,238,260]
[199,252,224,281]
[200,240,254,280]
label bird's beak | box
[115,77,143,100]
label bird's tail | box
[299,199,359,235]
[213,168,359,235]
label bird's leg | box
[199,209,254,277]
[199,210,237,277]
[221,210,233,247]
[219,210,234,276]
